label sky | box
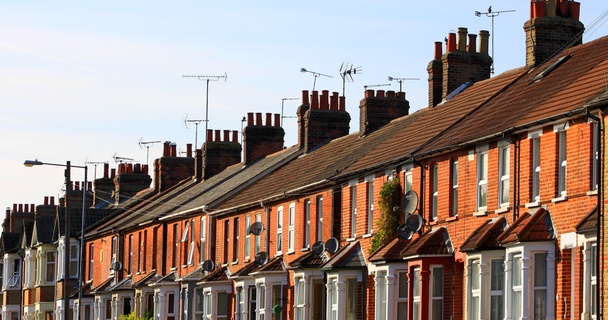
[1,1,607,211]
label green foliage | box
[119,311,153,320]
[370,177,403,254]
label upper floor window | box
[350,182,358,238]
[233,218,239,262]
[404,170,413,194]
[288,202,296,252]
[200,217,207,263]
[7,258,21,287]
[592,120,599,191]
[223,220,229,264]
[451,161,459,216]
[366,177,375,234]
[255,213,262,255]
[431,266,444,319]
[69,243,78,279]
[498,144,510,207]
[128,235,133,274]
[46,251,55,283]
[88,243,94,280]
[529,131,542,202]
[477,149,489,211]
[111,236,118,276]
[431,164,439,220]
[276,206,283,254]
[245,216,251,259]
[316,196,323,242]
[304,200,311,249]
[555,123,568,197]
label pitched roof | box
[132,271,161,288]
[321,241,366,270]
[576,207,597,234]
[460,217,507,252]
[0,232,21,254]
[199,266,229,283]
[417,36,608,156]
[368,235,411,263]
[400,227,453,259]
[288,251,327,269]
[178,266,205,282]
[253,256,286,274]
[32,215,55,245]
[497,208,556,245]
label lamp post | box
[24,159,88,320]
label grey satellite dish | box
[403,190,419,214]
[312,241,325,255]
[249,221,265,236]
[110,261,122,272]
[255,251,269,265]
[405,214,423,233]
[397,223,414,240]
[202,259,215,272]
[325,237,339,254]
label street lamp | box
[24,159,88,320]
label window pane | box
[513,257,522,286]
[346,278,358,319]
[513,291,521,319]
[433,268,443,297]
[534,290,546,319]
[217,292,228,316]
[490,296,504,320]
[432,300,442,320]
[491,260,504,290]
[397,302,408,319]
[470,297,479,320]
[534,253,547,286]
[398,272,408,298]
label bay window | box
[431,267,444,320]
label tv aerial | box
[182,73,228,147]
[339,62,362,96]
[182,114,205,148]
[475,6,516,73]
[388,76,420,92]
[300,67,332,92]
[281,98,298,127]
[363,83,391,90]
[112,153,134,164]
[138,138,161,166]
[85,160,107,179]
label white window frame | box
[288,202,295,253]
[303,199,311,249]
[276,206,283,255]
[554,123,568,198]
[591,120,599,191]
[316,197,323,242]
[294,276,306,320]
[466,253,505,320]
[581,239,598,319]
[46,250,56,283]
[233,217,239,263]
[200,216,207,263]
[498,142,510,208]
[245,216,251,259]
[375,270,388,320]
[70,242,78,279]
[430,266,444,320]
[404,170,413,194]
[476,145,489,212]
[451,160,458,216]
[412,267,421,320]
[255,213,262,255]
[431,164,439,220]
[529,130,542,204]
[366,175,375,234]
[350,180,358,239]
[468,259,481,320]
[194,288,204,319]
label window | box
[431,267,444,320]
[351,184,357,238]
[111,236,117,276]
[366,178,374,234]
[217,292,228,320]
[276,206,283,254]
[511,255,522,319]
[288,203,295,252]
[431,164,439,220]
[588,243,598,319]
[533,253,547,319]
[397,271,408,319]
[592,121,599,191]
[172,224,178,268]
[452,161,459,216]
[249,286,257,320]
[70,243,78,278]
[46,251,55,282]
[258,285,266,320]
[498,145,510,207]
[477,151,488,211]
[138,232,142,272]
[255,213,262,255]
[184,219,195,266]
[346,278,358,320]
[194,288,204,319]
[557,127,567,197]
[376,271,387,320]
[167,293,175,320]
[0,262,3,288]
[271,284,284,320]
[413,268,421,320]
[233,218,239,262]
[128,235,133,274]
[405,171,413,193]
[105,299,112,320]
[223,220,229,264]
[235,286,246,320]
[329,278,338,320]
[203,291,212,319]
[531,133,541,202]
[304,200,311,249]
[316,197,323,242]
[89,244,94,280]
[489,259,504,320]
[245,216,251,259]
[468,260,480,320]
[295,277,305,320]
[200,217,207,262]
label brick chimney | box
[243,112,285,164]
[202,129,242,178]
[5,203,35,233]
[298,90,350,152]
[524,0,584,69]
[428,28,492,106]
[115,163,153,203]
[153,141,194,193]
[93,163,115,207]
[68,180,94,209]
[35,196,57,219]
[359,89,409,136]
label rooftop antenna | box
[182,114,204,148]
[388,76,420,92]
[112,153,134,164]
[281,98,299,127]
[363,83,391,90]
[138,138,161,166]
[85,161,107,179]
[475,6,515,74]
[339,62,362,96]
[182,73,228,151]
[300,67,332,92]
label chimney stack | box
[524,0,584,69]
[153,141,194,193]
[202,129,242,178]
[359,89,409,136]
[94,163,114,207]
[243,112,285,163]
[298,90,351,152]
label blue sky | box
[1,1,607,210]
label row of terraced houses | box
[3,1,608,319]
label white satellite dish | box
[255,251,269,265]
[325,237,339,254]
[249,221,265,236]
[312,241,325,255]
[403,190,419,214]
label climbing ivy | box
[370,176,403,254]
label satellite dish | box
[110,261,122,271]
[202,259,215,272]
[312,241,325,255]
[249,221,265,236]
[405,214,423,233]
[255,251,269,266]
[403,190,419,214]
[325,237,339,254]
[397,223,414,240]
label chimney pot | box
[223,130,230,142]
[103,163,109,178]
[111,168,116,179]
[387,90,396,98]
[186,143,192,157]
[434,41,443,60]
[320,90,329,110]
[163,141,171,157]
[12,204,17,212]
[365,90,375,98]
[311,91,319,109]
[170,142,177,157]
[255,113,262,126]
[546,0,556,17]
[468,34,477,53]
[214,130,221,142]
[24,204,29,212]
[377,90,385,98]
[301,90,309,105]
[127,163,134,173]
[265,113,272,126]
[330,92,339,110]
[339,96,346,111]
[134,163,141,173]
[18,204,23,212]
[88,181,92,190]
[479,30,490,55]
[142,164,149,175]
[232,130,238,142]
[274,114,281,127]
[207,129,213,142]
[44,196,49,206]
[50,196,55,206]
[447,32,457,52]
[247,113,254,126]
[457,27,468,51]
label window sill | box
[287,250,295,255]
[346,237,356,242]
[446,216,459,222]
[473,210,487,217]
[428,220,439,226]
[551,195,568,203]
[231,261,238,265]
[274,253,283,257]
[244,258,250,263]
[495,206,510,214]
[525,201,541,208]
[301,247,310,252]
[362,233,373,239]
[587,190,598,196]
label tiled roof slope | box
[0,232,21,254]
[32,215,55,244]
[401,227,452,258]
[321,241,366,269]
[576,207,597,234]
[288,251,326,269]
[460,217,506,252]
[418,36,608,155]
[217,110,426,211]
[199,266,229,283]
[368,235,410,263]
[497,208,555,245]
